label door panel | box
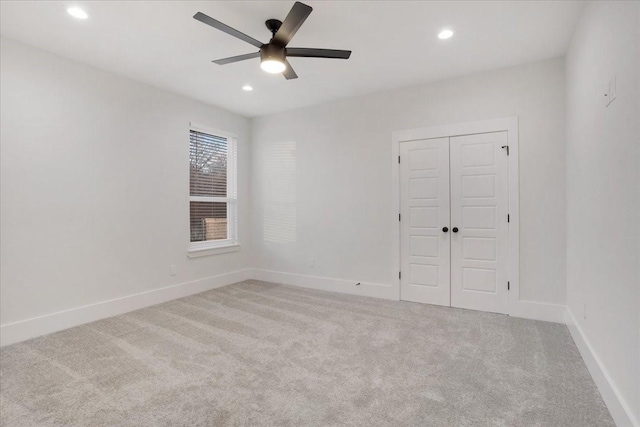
[450,132,509,314]
[400,138,450,306]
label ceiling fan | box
[193,1,351,80]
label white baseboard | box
[509,300,566,323]
[565,308,639,427]
[0,269,252,347]
[249,269,398,300]
[250,269,567,324]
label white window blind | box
[189,127,237,248]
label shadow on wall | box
[264,141,297,244]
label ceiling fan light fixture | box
[261,59,286,74]
[260,44,286,74]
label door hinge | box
[508,281,510,291]
[507,214,510,223]
[501,145,510,155]
[399,213,401,221]
[399,271,402,280]
[398,155,401,164]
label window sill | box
[187,243,241,258]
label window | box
[189,124,238,253]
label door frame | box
[391,117,519,314]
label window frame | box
[187,122,240,257]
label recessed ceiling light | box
[67,7,88,20]
[242,85,253,91]
[438,29,453,40]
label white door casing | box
[399,138,451,306]
[450,132,509,314]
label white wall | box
[565,1,640,425]
[0,38,252,333]
[250,58,566,309]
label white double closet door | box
[400,132,509,314]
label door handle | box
[442,227,449,233]
[452,227,459,233]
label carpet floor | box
[1,280,613,426]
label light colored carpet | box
[1,280,613,426]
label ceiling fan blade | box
[286,48,351,59]
[194,12,263,48]
[272,2,312,47]
[283,60,298,80]
[213,52,260,65]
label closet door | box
[449,132,509,314]
[399,138,450,306]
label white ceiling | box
[0,1,585,117]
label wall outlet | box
[307,257,315,268]
[170,265,177,276]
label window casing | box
[189,124,238,252]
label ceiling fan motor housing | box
[260,43,286,63]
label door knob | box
[442,227,449,232]
[452,227,459,233]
